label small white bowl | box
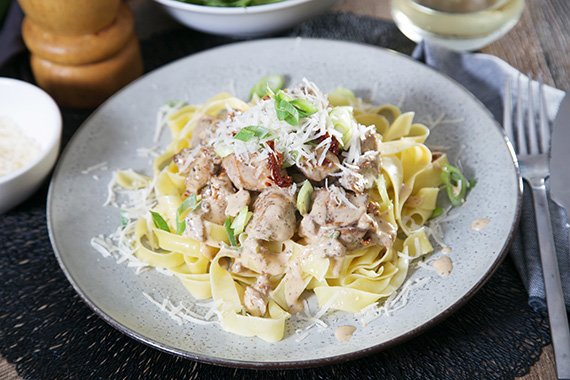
[0,78,61,214]
[152,0,339,37]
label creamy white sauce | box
[335,325,356,342]
[0,116,41,177]
[432,256,453,277]
[441,246,452,254]
[471,218,490,231]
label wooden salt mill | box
[19,0,143,108]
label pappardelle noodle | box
[111,77,472,342]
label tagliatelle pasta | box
[98,78,473,342]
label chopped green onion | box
[151,211,170,232]
[250,75,285,99]
[441,164,472,207]
[166,99,187,108]
[296,180,314,216]
[274,91,318,126]
[120,210,128,227]
[327,87,357,107]
[430,207,444,219]
[214,142,233,158]
[329,106,356,148]
[290,98,318,118]
[224,217,238,247]
[234,125,272,142]
[175,194,201,235]
[328,230,341,239]
[275,91,300,126]
[231,206,253,235]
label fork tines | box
[503,74,550,155]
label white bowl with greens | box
[152,0,339,37]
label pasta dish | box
[95,77,472,342]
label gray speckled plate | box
[47,38,521,368]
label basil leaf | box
[234,125,272,142]
[224,217,238,247]
[151,211,170,232]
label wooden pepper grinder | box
[18,0,143,108]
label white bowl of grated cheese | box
[0,78,61,214]
[152,0,339,37]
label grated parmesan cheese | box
[81,161,108,175]
[357,276,432,326]
[0,116,41,177]
[210,79,371,170]
[142,293,218,326]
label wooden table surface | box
[2,0,568,379]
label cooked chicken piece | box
[173,146,221,194]
[222,153,275,192]
[239,237,287,276]
[305,186,368,227]
[225,189,251,217]
[199,171,236,224]
[338,130,382,193]
[283,262,305,313]
[297,148,340,182]
[190,116,219,148]
[184,212,206,242]
[246,188,296,242]
[361,130,382,152]
[361,203,398,248]
[299,186,395,251]
[338,152,381,193]
[243,274,271,317]
[309,236,347,257]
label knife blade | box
[550,92,570,216]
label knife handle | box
[530,180,570,380]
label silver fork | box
[504,75,570,380]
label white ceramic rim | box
[0,78,62,183]
[153,0,313,14]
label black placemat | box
[0,13,550,380]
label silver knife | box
[548,91,570,380]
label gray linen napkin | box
[413,42,570,312]
[0,0,23,70]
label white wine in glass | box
[391,0,525,51]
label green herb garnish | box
[250,75,285,99]
[151,211,170,232]
[234,125,272,142]
[296,180,314,216]
[120,210,128,227]
[290,98,318,118]
[175,194,201,235]
[441,164,474,207]
[275,91,300,126]
[274,91,317,126]
[224,216,238,247]
[231,206,253,235]
[430,207,444,219]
